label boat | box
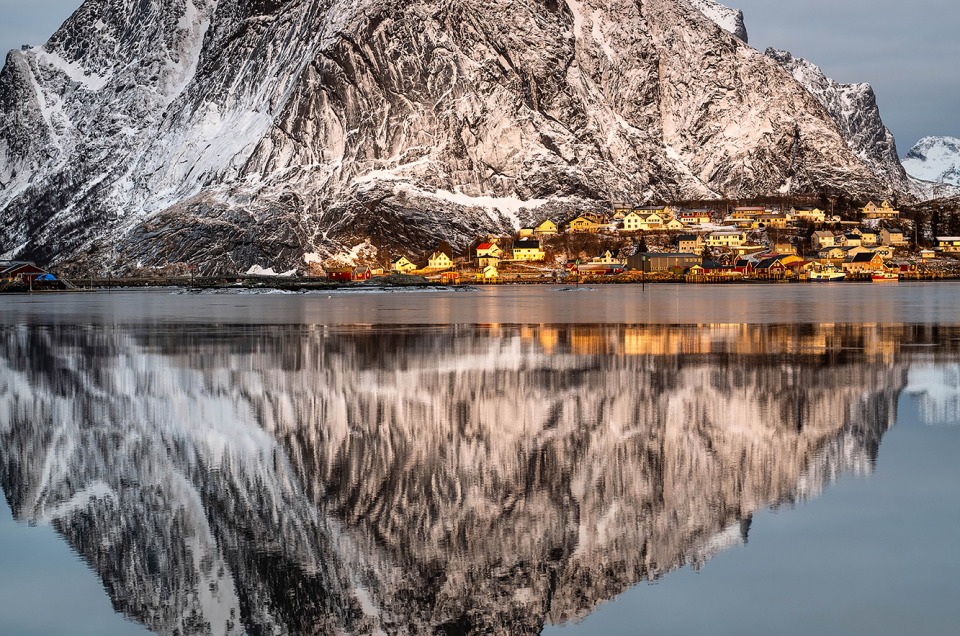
[808,267,846,282]
[871,271,900,282]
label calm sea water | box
[1,285,959,635]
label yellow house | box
[593,250,622,265]
[792,207,826,223]
[881,228,907,246]
[731,207,766,220]
[568,216,601,233]
[937,237,960,253]
[534,219,558,235]
[621,212,648,232]
[708,231,747,247]
[478,264,499,281]
[665,218,685,231]
[512,239,545,261]
[612,203,633,219]
[755,214,789,229]
[390,256,417,273]
[427,252,453,270]
[861,200,900,220]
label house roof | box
[1,262,45,275]
[677,234,698,242]
[514,240,541,249]
[476,242,495,250]
[755,256,785,269]
[849,252,879,263]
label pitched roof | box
[755,256,785,269]
[850,252,879,263]
[476,242,495,250]
[514,240,541,249]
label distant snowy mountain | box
[902,137,960,186]
[766,48,912,195]
[0,0,908,272]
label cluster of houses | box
[346,198,951,284]
[388,235,550,282]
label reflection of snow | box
[906,364,960,427]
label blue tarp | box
[36,274,56,281]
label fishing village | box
[4,198,960,292]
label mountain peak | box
[0,0,902,272]
[902,136,960,186]
[765,47,911,195]
[687,0,748,42]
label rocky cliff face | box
[0,0,900,273]
[765,48,912,197]
[0,323,935,634]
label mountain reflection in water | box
[1,323,957,635]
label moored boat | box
[871,271,899,282]
[809,267,846,282]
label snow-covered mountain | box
[902,136,960,187]
[0,322,928,634]
[0,1,905,272]
[765,48,912,196]
[688,0,748,42]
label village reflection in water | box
[1,322,958,634]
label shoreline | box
[2,273,958,294]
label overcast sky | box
[0,0,955,153]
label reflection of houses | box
[512,240,545,261]
[390,256,417,274]
[861,200,900,220]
